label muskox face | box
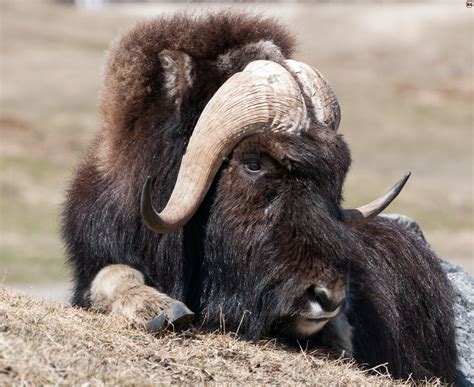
[141,58,409,340]
[203,129,352,339]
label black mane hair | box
[350,218,458,382]
[62,11,295,307]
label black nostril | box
[308,287,344,313]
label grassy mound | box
[0,287,418,385]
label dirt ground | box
[0,0,472,288]
[0,287,441,385]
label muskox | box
[62,12,462,384]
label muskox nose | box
[308,286,346,313]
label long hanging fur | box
[350,219,458,382]
[62,12,461,384]
[62,11,294,307]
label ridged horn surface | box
[285,59,341,131]
[141,60,308,234]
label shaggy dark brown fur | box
[62,12,462,384]
[97,12,293,172]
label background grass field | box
[0,1,472,291]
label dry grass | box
[1,287,443,385]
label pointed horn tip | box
[140,176,153,211]
[341,171,412,228]
[396,171,411,191]
[140,176,163,233]
[141,176,183,235]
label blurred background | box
[1,0,472,302]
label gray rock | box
[382,214,474,382]
[442,260,474,382]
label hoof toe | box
[146,312,166,333]
[165,302,194,330]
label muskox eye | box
[244,159,262,173]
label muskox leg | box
[89,264,194,332]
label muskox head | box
[141,59,409,340]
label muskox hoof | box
[146,312,167,333]
[165,302,194,331]
[145,302,194,333]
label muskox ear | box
[159,49,194,115]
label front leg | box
[89,264,194,332]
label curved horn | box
[341,172,411,227]
[142,61,308,234]
[285,59,341,131]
